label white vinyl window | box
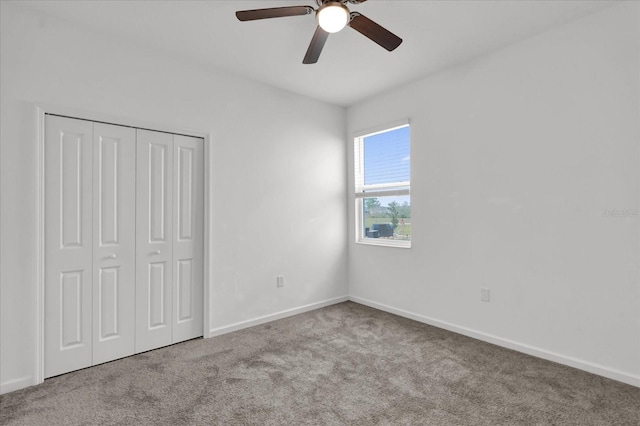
[354,122,411,248]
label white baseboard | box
[208,296,349,337]
[1,376,34,395]
[349,296,640,388]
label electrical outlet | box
[480,287,490,302]
[276,275,285,288]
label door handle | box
[106,254,116,260]
[152,250,161,256]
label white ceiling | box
[17,0,618,107]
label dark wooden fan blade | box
[348,12,402,51]
[236,6,314,22]
[303,26,330,64]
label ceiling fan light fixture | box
[317,2,350,33]
[235,1,403,64]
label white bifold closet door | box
[45,116,136,377]
[135,129,203,353]
[92,123,136,365]
[45,116,203,378]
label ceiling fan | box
[236,0,402,64]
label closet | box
[44,115,204,378]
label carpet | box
[1,301,638,425]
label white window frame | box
[354,120,411,248]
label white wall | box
[0,2,347,393]
[348,2,639,386]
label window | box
[354,122,411,247]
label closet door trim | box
[35,105,212,386]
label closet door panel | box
[136,129,173,353]
[172,136,204,343]
[45,115,94,378]
[92,123,136,365]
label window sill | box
[356,238,411,249]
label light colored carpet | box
[1,301,638,425]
